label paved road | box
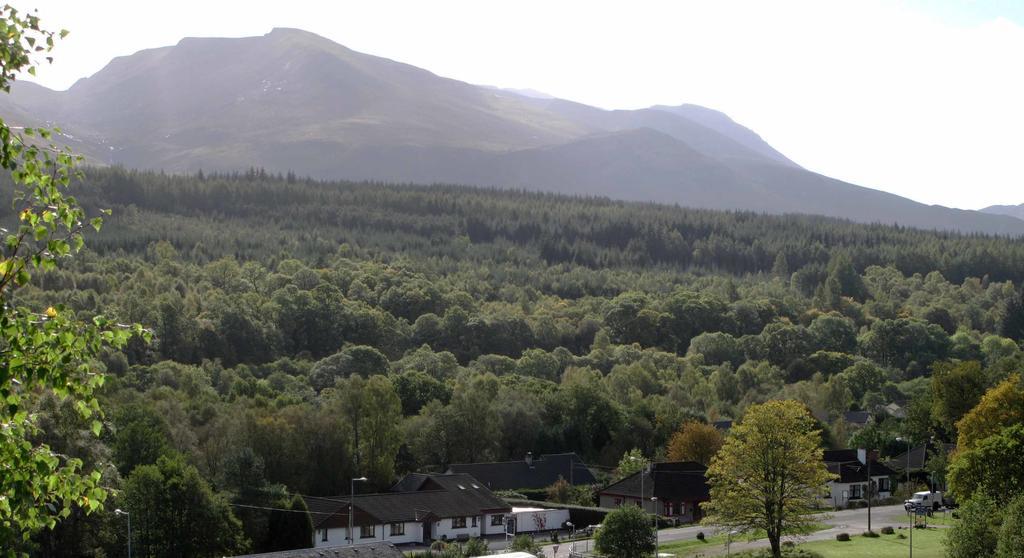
[538,504,934,557]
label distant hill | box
[4,27,1023,235]
[981,204,1024,221]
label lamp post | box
[566,521,574,557]
[651,496,659,558]
[114,509,131,558]
[896,437,912,558]
[628,456,648,511]
[350,477,367,546]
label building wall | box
[512,509,570,533]
[314,522,424,548]
[482,513,509,536]
[433,515,484,541]
[599,494,657,513]
[826,477,892,509]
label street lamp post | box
[350,477,368,546]
[651,497,659,558]
[896,437,912,558]
[114,509,131,558]
[566,521,574,557]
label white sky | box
[13,0,1024,210]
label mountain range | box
[3,27,1023,235]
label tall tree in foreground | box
[0,5,146,552]
[702,400,835,558]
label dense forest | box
[7,167,1024,556]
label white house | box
[306,473,512,547]
[823,449,896,509]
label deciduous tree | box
[666,421,724,466]
[702,400,835,558]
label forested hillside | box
[9,168,1024,555]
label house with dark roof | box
[229,542,404,558]
[305,473,511,547]
[885,442,956,491]
[842,410,873,427]
[823,449,897,509]
[597,462,709,523]
[446,452,597,491]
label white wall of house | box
[482,513,508,536]
[433,515,484,541]
[314,521,424,548]
[826,477,892,509]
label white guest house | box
[306,473,512,547]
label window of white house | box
[322,529,328,542]
[850,484,863,499]
[491,515,504,526]
[878,478,890,491]
[390,523,405,536]
[360,525,375,538]
[452,517,467,529]
[471,516,478,527]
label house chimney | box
[526,452,533,466]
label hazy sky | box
[14,0,1024,210]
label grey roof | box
[599,462,709,502]
[827,461,898,483]
[228,542,404,558]
[447,453,597,490]
[823,449,860,464]
[887,442,956,473]
[305,473,511,528]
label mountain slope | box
[981,204,1024,221]
[2,28,1020,235]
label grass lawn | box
[659,524,828,557]
[797,527,947,558]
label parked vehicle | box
[904,491,946,511]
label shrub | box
[997,494,1024,558]
[881,526,895,535]
[463,538,489,557]
[836,532,851,541]
[696,531,705,540]
[510,534,542,556]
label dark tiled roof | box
[447,453,596,490]
[827,461,897,483]
[600,462,709,502]
[306,474,510,528]
[712,420,733,431]
[823,449,860,464]
[886,443,955,472]
[229,542,405,558]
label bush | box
[594,505,656,558]
[997,494,1024,558]
[510,534,542,556]
[696,531,705,541]
[463,538,489,557]
[881,526,895,535]
[863,530,880,538]
[836,532,851,541]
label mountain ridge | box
[3,27,1022,236]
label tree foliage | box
[594,505,655,558]
[0,6,146,552]
[702,400,834,558]
[666,421,724,466]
